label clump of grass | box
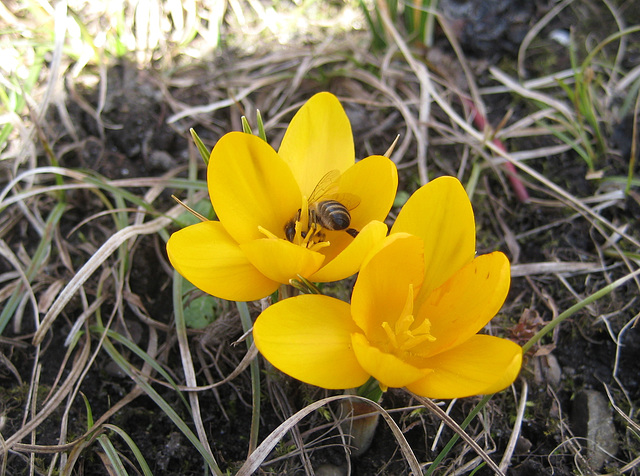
[359,0,438,50]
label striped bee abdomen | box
[315,200,351,231]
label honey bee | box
[285,171,360,243]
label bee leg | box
[305,209,317,240]
[346,228,359,238]
[284,208,303,242]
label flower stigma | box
[380,284,435,356]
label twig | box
[499,380,528,473]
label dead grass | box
[1,0,639,475]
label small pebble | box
[571,390,618,471]
[146,150,177,172]
[315,464,347,476]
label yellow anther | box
[299,195,310,231]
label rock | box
[315,464,347,476]
[534,353,562,388]
[571,390,618,471]
[439,0,536,55]
[145,149,177,172]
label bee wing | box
[308,171,361,210]
[327,192,361,211]
[307,170,341,204]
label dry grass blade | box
[603,385,640,434]
[375,4,431,184]
[490,67,575,121]
[511,261,602,277]
[345,69,424,165]
[172,273,219,473]
[499,380,528,473]
[162,343,259,392]
[168,78,287,124]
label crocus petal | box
[351,332,430,388]
[278,92,354,197]
[254,295,370,389]
[309,220,388,283]
[351,234,425,340]
[166,221,279,301]
[406,335,522,399]
[208,132,301,244]
[336,155,398,229]
[391,176,475,296]
[240,238,325,283]
[415,252,511,357]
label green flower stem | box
[356,377,383,402]
[237,301,261,455]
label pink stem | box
[464,99,530,203]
